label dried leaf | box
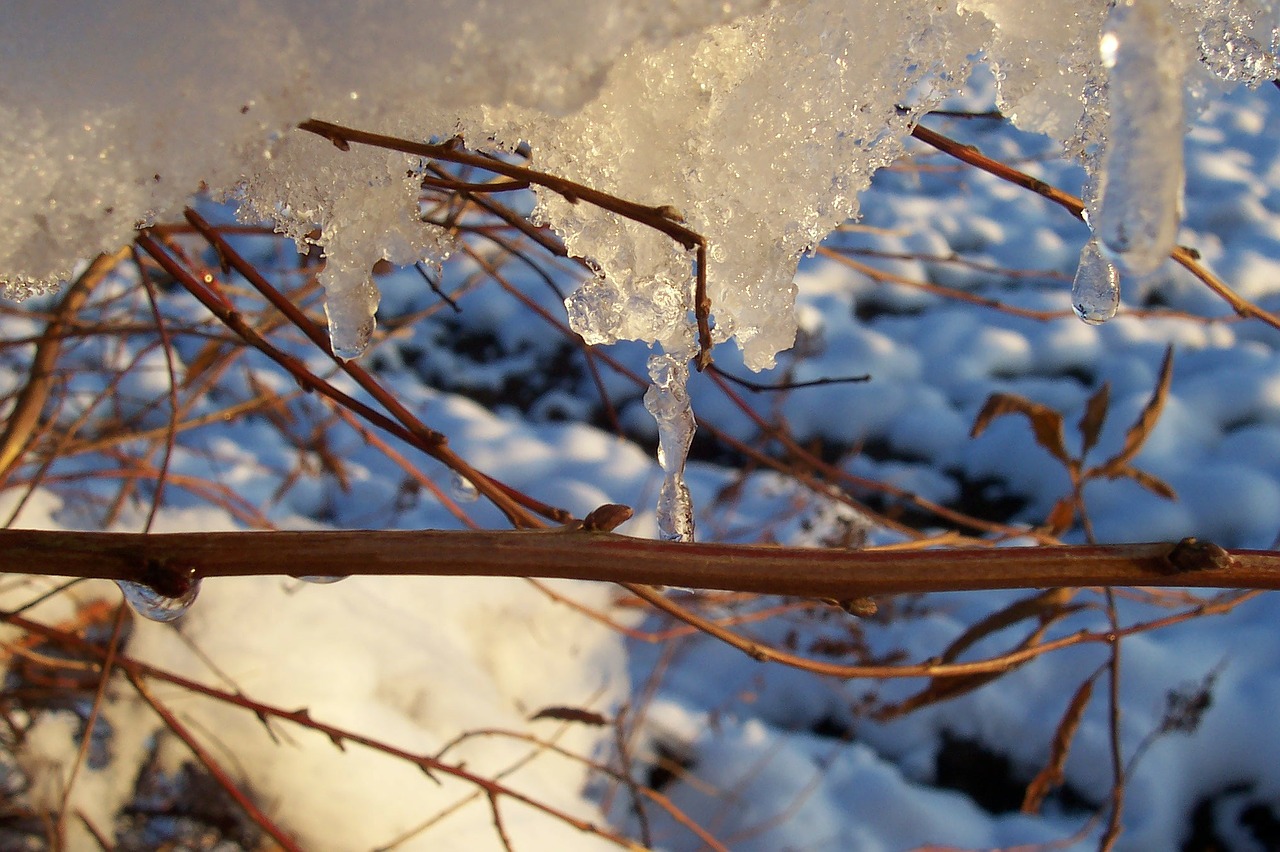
[877,595,1081,720]
[970,393,1071,467]
[878,670,1005,718]
[938,588,1075,665]
[1023,673,1097,814]
[1099,345,1174,473]
[181,341,226,388]
[1120,466,1178,501]
[1042,497,1077,536]
[530,706,609,726]
[1078,382,1111,456]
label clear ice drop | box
[1094,0,1186,278]
[117,576,200,623]
[322,274,379,360]
[643,353,696,542]
[327,310,375,360]
[1072,239,1120,325]
[450,472,480,503]
[296,574,348,584]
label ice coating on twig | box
[0,3,1274,370]
[643,353,696,542]
[1197,0,1280,86]
[1093,0,1187,278]
[1072,238,1121,325]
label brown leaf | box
[181,341,226,388]
[529,706,609,726]
[938,588,1076,665]
[1077,382,1111,456]
[1119,466,1178,501]
[877,606,1080,720]
[1042,497,1077,536]
[879,670,1005,718]
[1098,345,1174,473]
[970,393,1071,467]
[1022,672,1097,814]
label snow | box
[6,0,1278,545]
[4,1,1280,850]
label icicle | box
[322,273,378,360]
[1072,239,1121,325]
[117,577,200,623]
[643,352,696,542]
[1093,0,1186,278]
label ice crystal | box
[2,0,1276,530]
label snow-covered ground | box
[4,66,1280,852]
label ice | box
[643,353,696,542]
[116,578,200,623]
[1196,1,1280,86]
[519,0,986,370]
[2,0,1274,369]
[1072,238,1121,325]
[450,472,481,502]
[2,0,1278,528]
[1092,0,1187,278]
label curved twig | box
[296,118,715,369]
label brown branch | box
[1,528,1276,597]
[0,249,128,480]
[296,118,715,369]
[135,229,555,529]
[124,667,304,852]
[909,122,1280,333]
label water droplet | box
[117,577,200,623]
[1072,239,1120,325]
[296,574,348,584]
[329,313,374,360]
[451,472,480,502]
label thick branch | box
[1,529,1275,598]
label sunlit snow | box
[3,1,1280,848]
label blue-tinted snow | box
[8,71,1280,852]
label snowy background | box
[4,2,1280,850]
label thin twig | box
[909,121,1280,334]
[1100,588,1125,852]
[296,118,715,369]
[123,667,304,852]
[3,610,645,851]
[54,603,129,846]
[0,249,127,480]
